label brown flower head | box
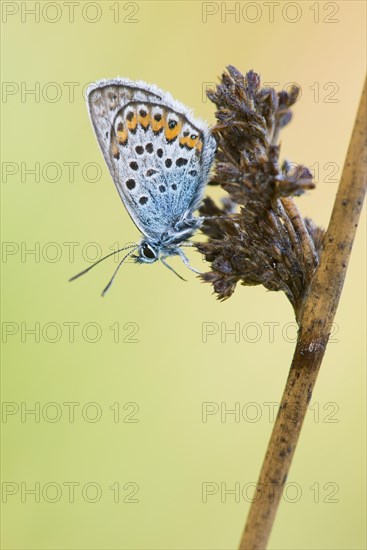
[196,67,323,319]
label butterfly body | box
[72,78,216,291]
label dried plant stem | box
[239,76,366,550]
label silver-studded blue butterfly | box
[70,78,216,295]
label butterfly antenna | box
[201,215,236,222]
[101,247,138,297]
[177,248,202,275]
[161,257,187,281]
[69,244,138,282]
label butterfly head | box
[135,239,183,267]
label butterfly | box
[70,78,216,295]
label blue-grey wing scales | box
[87,78,216,240]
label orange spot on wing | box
[180,133,200,149]
[116,127,128,144]
[151,114,165,133]
[165,121,182,142]
[111,141,120,159]
[138,111,150,129]
[187,135,199,149]
[179,136,188,147]
[126,113,137,131]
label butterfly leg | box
[161,256,187,281]
[177,242,194,248]
[200,215,242,233]
[200,215,233,221]
[176,248,202,275]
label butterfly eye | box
[142,243,156,260]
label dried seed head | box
[196,67,323,317]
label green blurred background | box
[1,1,366,548]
